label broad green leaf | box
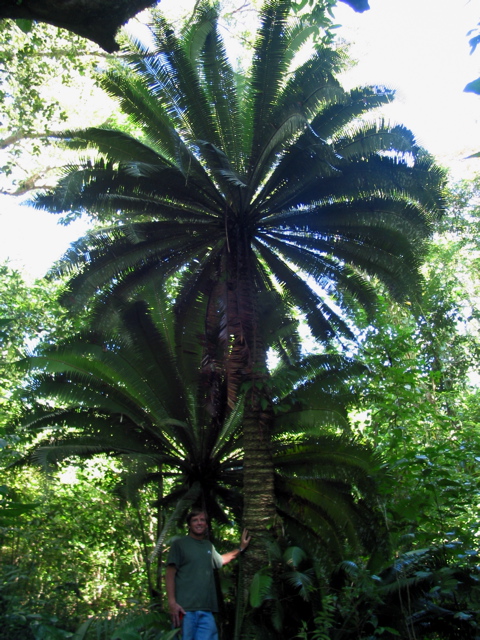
[249,569,273,608]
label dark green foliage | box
[0,263,91,442]
[349,235,480,552]
[312,176,480,639]
[9,288,391,639]
[0,462,156,640]
[245,541,322,638]
[32,0,445,344]
[318,544,480,639]
[15,290,246,527]
[1,1,465,636]
[0,483,38,526]
[72,609,178,640]
[0,0,156,52]
[14,291,384,565]
[28,0,446,592]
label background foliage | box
[1,1,480,639]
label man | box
[166,509,251,640]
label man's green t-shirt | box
[167,536,223,612]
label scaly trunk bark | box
[223,234,278,636]
[242,396,276,568]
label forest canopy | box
[1,1,480,639]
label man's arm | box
[221,528,251,565]
[165,564,185,627]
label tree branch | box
[0,0,158,52]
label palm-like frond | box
[25,0,442,583]
[273,435,384,561]
[32,0,445,344]
[15,294,383,559]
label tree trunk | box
[224,234,278,635]
[0,0,156,52]
[225,236,278,537]
[242,398,276,573]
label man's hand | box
[168,600,186,628]
[165,565,184,627]
[221,529,253,565]
[239,528,251,552]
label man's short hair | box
[186,508,208,526]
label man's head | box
[186,508,209,539]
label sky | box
[1,0,479,281]
[333,0,480,171]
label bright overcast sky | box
[1,0,480,280]
[333,0,480,172]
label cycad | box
[32,0,445,570]
[15,294,384,567]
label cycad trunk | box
[242,397,276,571]
[237,398,277,639]
[224,235,278,631]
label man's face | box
[188,513,208,538]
